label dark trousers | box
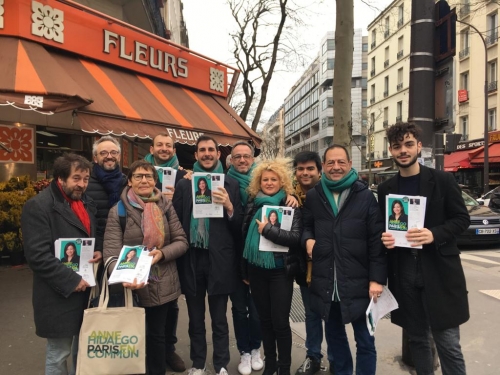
[185,249,230,373]
[144,299,179,375]
[398,252,466,375]
[164,300,179,353]
[230,279,262,354]
[248,264,293,371]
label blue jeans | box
[325,302,376,375]
[300,285,335,363]
[230,279,262,353]
[46,336,78,375]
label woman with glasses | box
[104,159,188,375]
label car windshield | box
[462,191,479,206]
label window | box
[489,109,497,131]
[461,71,469,90]
[361,78,367,88]
[321,97,333,110]
[398,4,404,26]
[362,43,368,52]
[322,59,334,73]
[362,100,367,108]
[397,36,404,58]
[371,84,376,103]
[385,16,390,36]
[384,76,389,97]
[322,61,327,73]
[462,29,470,49]
[327,39,335,51]
[398,68,403,84]
[461,116,468,140]
[371,29,377,47]
[384,107,389,121]
[371,56,376,76]
[362,62,368,70]
[384,46,389,62]
[322,41,327,55]
[489,60,497,83]
[397,101,403,120]
[488,13,498,42]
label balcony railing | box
[397,50,403,59]
[397,18,404,28]
[384,59,389,68]
[383,120,389,128]
[486,32,499,46]
[370,98,375,104]
[370,69,375,77]
[396,115,402,122]
[397,82,403,91]
[384,30,390,39]
[459,47,470,59]
[383,90,389,97]
[371,41,376,49]
[488,80,498,92]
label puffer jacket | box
[241,196,304,279]
[104,187,188,307]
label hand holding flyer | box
[54,238,96,286]
[258,205,294,253]
[154,166,177,193]
[366,286,399,336]
[386,194,427,249]
[192,172,225,218]
[108,246,153,285]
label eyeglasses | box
[98,150,120,157]
[232,154,253,160]
[132,173,155,181]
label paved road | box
[1,248,499,375]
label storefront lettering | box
[456,140,484,150]
[103,30,188,78]
[165,128,203,142]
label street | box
[0,246,499,375]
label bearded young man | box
[378,122,469,375]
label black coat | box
[86,167,127,251]
[302,180,387,323]
[21,181,97,338]
[377,165,470,331]
[241,197,304,279]
[172,175,242,296]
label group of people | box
[21,122,470,375]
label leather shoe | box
[166,351,186,372]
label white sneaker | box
[187,368,206,375]
[217,367,229,375]
[251,349,264,371]
[238,353,252,375]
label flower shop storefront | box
[0,0,260,183]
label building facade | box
[366,0,411,173]
[261,106,285,159]
[284,29,368,172]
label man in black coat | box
[172,135,242,375]
[86,136,127,253]
[21,153,101,375]
[378,122,470,375]
[302,145,386,375]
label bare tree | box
[332,0,354,152]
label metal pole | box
[456,19,489,194]
[435,133,444,170]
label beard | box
[393,153,419,169]
[99,158,119,171]
[61,183,84,200]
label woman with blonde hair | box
[242,158,303,375]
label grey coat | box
[21,181,97,338]
[103,187,188,307]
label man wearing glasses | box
[87,135,127,256]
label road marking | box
[460,254,500,265]
[479,290,500,300]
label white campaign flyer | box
[154,166,177,193]
[258,205,295,253]
[108,245,153,285]
[365,286,399,336]
[386,194,427,249]
[192,172,225,219]
[54,238,96,286]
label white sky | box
[182,0,394,125]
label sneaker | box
[251,349,264,371]
[187,368,206,375]
[238,353,252,375]
[217,367,229,375]
[165,351,186,372]
[295,357,321,375]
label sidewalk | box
[1,262,499,375]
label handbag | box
[76,258,146,375]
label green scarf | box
[243,190,286,269]
[189,160,224,249]
[320,168,358,216]
[226,163,256,206]
[144,153,180,184]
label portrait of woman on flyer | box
[267,209,281,228]
[388,199,408,230]
[195,177,212,204]
[61,242,80,270]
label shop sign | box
[456,131,500,150]
[0,124,34,164]
[371,159,392,168]
[0,0,228,96]
[458,89,468,103]
[165,127,203,143]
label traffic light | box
[435,0,457,62]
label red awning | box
[470,143,500,164]
[444,149,474,172]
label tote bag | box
[76,259,146,375]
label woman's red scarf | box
[57,180,91,235]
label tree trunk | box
[333,0,354,154]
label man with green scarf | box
[142,133,187,372]
[173,135,242,375]
[302,144,387,375]
[144,133,187,201]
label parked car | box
[458,191,500,246]
[476,188,496,206]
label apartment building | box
[261,107,285,158]
[454,0,499,140]
[284,29,368,172]
[366,0,411,168]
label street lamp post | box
[456,19,489,194]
